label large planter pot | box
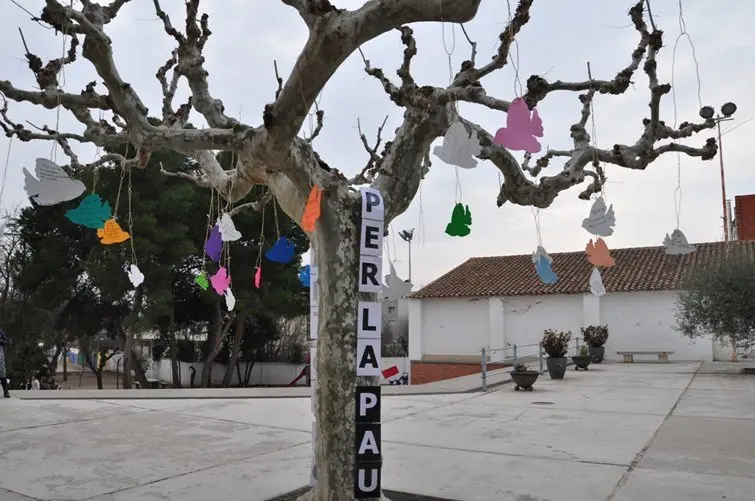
[546,357,568,379]
[511,371,539,391]
[588,346,605,364]
[571,356,591,371]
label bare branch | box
[397,27,417,89]
[306,110,325,143]
[350,116,389,184]
[229,190,274,216]
[273,60,284,100]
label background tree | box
[676,248,755,360]
[0,1,721,499]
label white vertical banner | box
[357,188,385,377]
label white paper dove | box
[589,267,606,297]
[126,264,145,287]
[23,158,86,206]
[225,287,236,311]
[380,262,413,301]
[582,196,615,237]
[663,228,696,255]
[432,121,482,169]
[217,212,242,241]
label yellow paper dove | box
[97,218,131,245]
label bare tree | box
[0,1,718,499]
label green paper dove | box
[194,272,209,291]
[445,203,472,237]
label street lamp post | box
[398,228,414,282]
[700,102,737,242]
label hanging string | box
[127,165,138,266]
[670,0,704,230]
[454,167,463,203]
[0,137,13,208]
[586,62,604,203]
[441,1,464,206]
[51,0,74,163]
[417,181,426,246]
[272,197,281,238]
[256,199,267,268]
[531,207,543,247]
[91,111,104,193]
[505,0,523,96]
[112,145,129,218]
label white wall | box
[601,291,713,361]
[419,297,490,356]
[413,290,716,362]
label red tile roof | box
[409,240,755,299]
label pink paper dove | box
[254,266,262,289]
[493,97,544,153]
[210,267,231,296]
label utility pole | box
[700,102,737,242]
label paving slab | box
[688,373,755,391]
[639,415,755,479]
[0,399,149,432]
[0,406,310,500]
[673,388,755,419]
[0,487,35,501]
[612,468,755,501]
[382,400,664,466]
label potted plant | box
[581,325,609,363]
[542,329,572,380]
[510,363,539,391]
[572,345,591,370]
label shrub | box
[542,329,572,357]
[578,345,589,357]
[581,325,609,347]
[513,363,531,372]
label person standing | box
[0,329,9,398]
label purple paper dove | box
[493,97,544,153]
[210,266,231,295]
[204,224,223,262]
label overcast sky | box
[0,0,753,289]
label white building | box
[407,241,751,383]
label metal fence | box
[481,337,584,391]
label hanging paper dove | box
[589,267,606,296]
[445,203,472,237]
[381,262,413,301]
[217,213,242,242]
[532,245,558,285]
[126,264,145,287]
[301,185,323,232]
[210,266,231,296]
[65,193,112,229]
[663,229,696,255]
[265,236,296,263]
[194,272,209,291]
[432,121,482,169]
[23,158,86,206]
[97,219,130,245]
[204,225,223,262]
[493,97,544,153]
[298,265,311,288]
[225,287,236,311]
[586,238,615,267]
[581,196,615,237]
[254,266,262,289]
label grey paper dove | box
[582,196,615,237]
[663,228,696,255]
[433,121,482,169]
[381,262,413,301]
[24,158,86,206]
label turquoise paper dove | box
[445,203,472,237]
[65,194,112,229]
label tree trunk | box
[62,347,68,382]
[168,308,181,388]
[122,331,134,389]
[201,303,235,388]
[222,314,246,387]
[131,349,150,388]
[243,359,255,386]
[299,193,384,501]
[95,371,103,390]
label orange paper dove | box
[301,185,323,232]
[585,238,615,268]
[97,218,131,245]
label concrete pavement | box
[0,361,754,500]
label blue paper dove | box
[532,246,558,285]
[65,194,112,229]
[298,265,311,288]
[265,237,296,264]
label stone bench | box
[616,351,674,363]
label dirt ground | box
[54,364,123,389]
